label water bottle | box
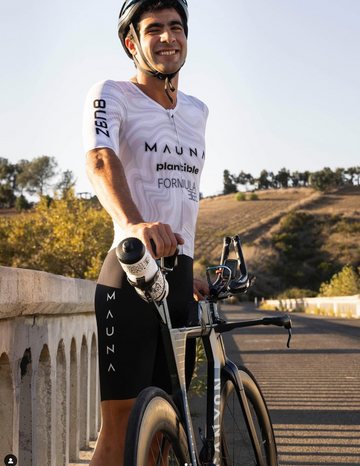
[116,237,169,303]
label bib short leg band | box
[95,248,196,401]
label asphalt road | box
[220,303,360,466]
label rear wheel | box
[124,387,191,466]
[220,365,278,466]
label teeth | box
[159,50,176,56]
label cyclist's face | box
[134,8,187,75]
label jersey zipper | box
[168,110,184,241]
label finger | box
[194,279,210,297]
[149,232,165,259]
[193,286,204,301]
[174,233,185,245]
[141,227,163,259]
[162,224,178,256]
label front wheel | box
[220,365,278,466]
[124,387,191,466]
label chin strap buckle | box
[164,77,175,103]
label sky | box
[1,0,360,198]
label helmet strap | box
[164,77,175,104]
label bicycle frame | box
[117,235,291,465]
[152,297,270,466]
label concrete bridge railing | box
[0,266,99,465]
[264,294,360,317]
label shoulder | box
[84,80,134,116]
[178,91,209,117]
[86,79,130,98]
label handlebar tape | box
[263,316,292,329]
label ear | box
[125,37,137,57]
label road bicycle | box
[117,234,292,466]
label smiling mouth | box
[157,50,177,56]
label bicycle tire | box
[220,365,278,466]
[124,387,191,466]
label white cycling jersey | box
[83,80,209,258]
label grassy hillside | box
[195,186,360,298]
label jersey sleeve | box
[82,80,127,157]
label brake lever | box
[263,315,292,348]
[287,328,292,349]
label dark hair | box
[127,0,185,39]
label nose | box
[160,27,175,43]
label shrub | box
[319,265,360,297]
[249,192,259,200]
[235,192,246,201]
[0,190,113,279]
[280,212,314,231]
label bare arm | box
[85,147,183,258]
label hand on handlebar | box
[125,222,184,259]
[193,278,210,301]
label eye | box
[171,24,183,32]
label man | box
[83,1,209,464]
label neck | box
[130,71,179,110]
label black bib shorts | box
[95,248,196,401]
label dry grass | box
[195,187,321,261]
[303,186,360,215]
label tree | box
[333,168,346,187]
[18,155,58,196]
[15,195,31,212]
[268,171,277,189]
[0,158,30,194]
[346,167,357,185]
[356,167,360,185]
[237,171,254,191]
[275,168,291,189]
[56,170,77,196]
[223,170,238,194]
[256,170,271,190]
[0,159,15,206]
[291,171,301,187]
[319,266,360,297]
[0,158,10,181]
[0,183,16,207]
[309,167,334,191]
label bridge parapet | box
[0,266,99,465]
[264,295,360,317]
